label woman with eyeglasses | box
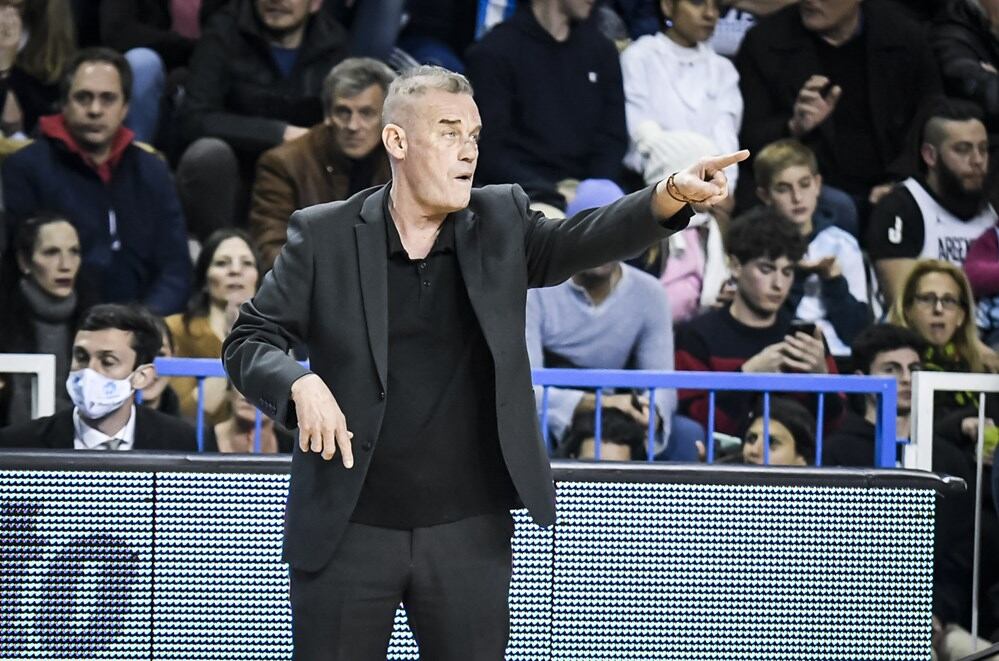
[888,258,998,426]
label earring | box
[664,18,674,29]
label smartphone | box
[790,319,817,337]
[819,79,835,98]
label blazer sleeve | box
[520,183,689,289]
[222,210,316,428]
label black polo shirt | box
[349,199,518,529]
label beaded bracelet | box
[665,172,711,205]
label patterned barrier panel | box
[0,456,952,659]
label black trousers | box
[289,511,515,661]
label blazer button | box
[379,391,385,400]
[362,441,373,451]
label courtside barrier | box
[153,358,900,467]
[0,452,961,659]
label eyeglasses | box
[912,293,964,311]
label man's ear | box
[920,143,937,169]
[130,364,156,390]
[382,124,406,159]
[756,186,770,205]
[16,252,30,275]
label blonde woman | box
[889,259,998,413]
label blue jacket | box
[2,121,191,315]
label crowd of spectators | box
[0,0,998,653]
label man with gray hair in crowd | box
[249,57,396,271]
[224,64,745,658]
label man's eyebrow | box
[438,118,462,126]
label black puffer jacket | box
[933,0,999,129]
[179,0,348,157]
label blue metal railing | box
[155,358,899,467]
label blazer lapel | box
[454,208,494,351]
[356,188,389,391]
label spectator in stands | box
[966,222,999,346]
[867,99,996,305]
[556,406,649,461]
[889,260,998,402]
[0,0,74,138]
[933,0,999,133]
[250,57,394,271]
[735,0,941,215]
[675,208,843,435]
[824,323,925,466]
[526,178,705,461]
[0,213,95,426]
[176,0,348,240]
[139,313,181,417]
[754,138,869,356]
[741,396,815,466]
[166,229,260,425]
[621,0,741,204]
[98,0,229,143]
[2,47,191,315]
[465,0,627,210]
[203,380,293,453]
[618,0,738,319]
[0,303,197,451]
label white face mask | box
[66,368,136,419]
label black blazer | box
[0,406,197,451]
[223,182,688,571]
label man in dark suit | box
[223,64,745,659]
[0,303,196,452]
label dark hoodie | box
[465,5,627,207]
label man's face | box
[866,347,921,415]
[560,0,597,21]
[255,0,319,37]
[389,90,481,215]
[577,438,633,461]
[327,84,386,160]
[799,0,862,37]
[926,119,989,195]
[742,418,806,466]
[62,62,129,154]
[731,255,796,318]
[761,165,821,230]
[72,328,139,381]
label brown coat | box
[249,123,391,270]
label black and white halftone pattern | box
[0,470,935,659]
[553,482,935,660]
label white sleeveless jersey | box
[901,177,997,264]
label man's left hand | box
[653,150,750,217]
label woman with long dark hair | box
[0,212,94,425]
[165,228,260,424]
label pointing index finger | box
[703,149,750,172]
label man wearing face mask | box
[0,303,197,451]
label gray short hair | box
[382,65,474,126]
[321,57,397,117]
